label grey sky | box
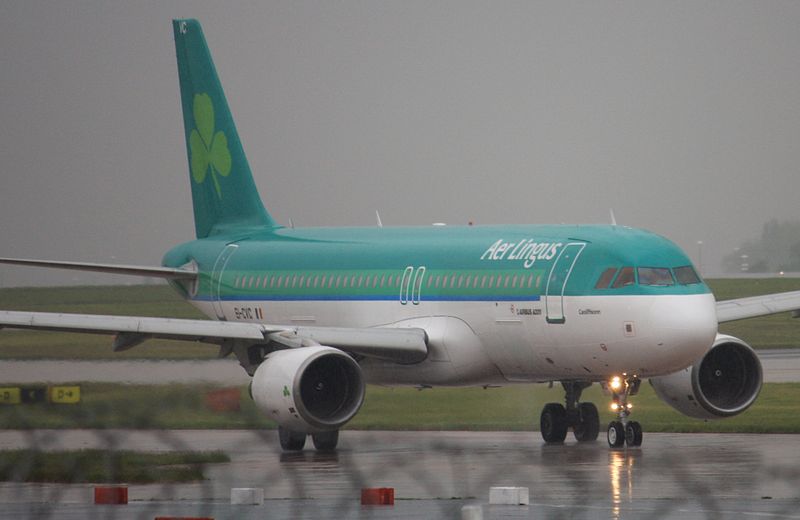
[1,1,799,287]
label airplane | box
[2,19,800,451]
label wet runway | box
[0,430,799,519]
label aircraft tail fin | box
[173,19,277,238]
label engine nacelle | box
[251,346,365,433]
[649,334,763,419]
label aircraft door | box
[400,266,425,305]
[211,244,239,319]
[545,243,585,324]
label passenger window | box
[527,274,533,288]
[674,266,701,285]
[611,267,635,288]
[595,268,618,289]
[481,275,487,288]
[638,267,674,286]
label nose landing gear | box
[605,376,643,448]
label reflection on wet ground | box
[0,430,799,518]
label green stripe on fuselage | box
[163,224,711,302]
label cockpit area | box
[594,265,702,289]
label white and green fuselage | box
[164,224,718,386]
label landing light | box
[611,403,619,411]
[610,376,622,391]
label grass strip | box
[0,449,229,483]
[0,382,799,433]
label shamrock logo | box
[282,386,291,397]
[189,93,232,198]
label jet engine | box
[649,334,762,419]
[250,346,365,433]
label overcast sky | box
[1,1,799,287]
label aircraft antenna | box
[609,209,618,226]
[376,211,383,228]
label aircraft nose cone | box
[651,293,718,373]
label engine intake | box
[650,334,762,419]
[251,346,365,433]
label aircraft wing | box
[0,257,197,280]
[716,290,800,323]
[0,311,428,364]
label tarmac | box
[0,430,798,519]
[0,351,799,518]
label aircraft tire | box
[278,426,306,451]
[312,430,339,451]
[573,402,600,442]
[607,421,625,448]
[540,403,568,443]
[625,421,643,447]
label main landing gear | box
[605,376,643,448]
[540,381,600,444]
[278,426,339,451]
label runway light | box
[610,376,622,391]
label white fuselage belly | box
[191,293,717,386]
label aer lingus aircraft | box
[2,19,800,450]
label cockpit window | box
[611,267,635,288]
[638,267,674,286]
[674,265,701,285]
[595,268,618,289]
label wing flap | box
[716,290,800,323]
[268,326,428,363]
[0,311,428,364]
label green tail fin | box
[173,19,276,238]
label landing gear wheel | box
[607,421,625,448]
[540,403,568,443]
[573,402,600,442]
[278,426,306,451]
[312,430,339,451]
[625,421,643,447]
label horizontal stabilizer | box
[0,257,197,280]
